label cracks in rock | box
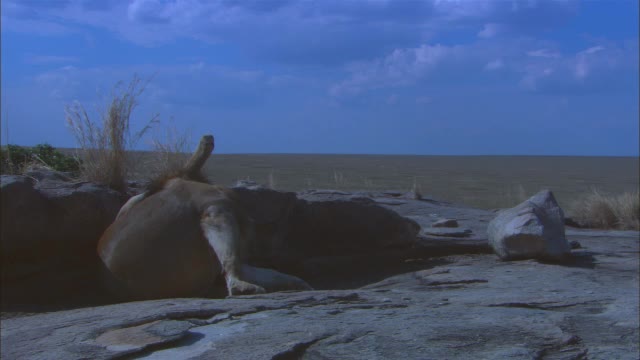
[533,334,588,360]
[424,279,488,286]
[93,309,228,359]
[534,347,588,360]
[100,308,226,332]
[270,334,333,360]
[101,293,384,359]
[487,299,607,314]
[488,301,570,310]
[412,273,489,289]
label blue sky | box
[1,0,638,155]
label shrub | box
[65,75,158,192]
[0,144,80,175]
[1,145,31,174]
[570,189,640,230]
[31,144,81,173]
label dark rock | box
[289,194,420,257]
[36,180,127,263]
[372,198,407,205]
[299,189,351,196]
[231,186,298,260]
[23,169,74,182]
[231,187,421,282]
[1,176,53,264]
[1,172,127,307]
[488,189,570,261]
[564,217,586,228]
[233,179,265,190]
[423,228,472,238]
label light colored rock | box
[488,189,570,261]
[1,185,638,359]
[432,218,459,228]
[2,231,638,359]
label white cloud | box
[519,66,555,90]
[478,23,503,38]
[127,0,172,23]
[2,0,581,64]
[582,46,605,55]
[331,44,454,96]
[331,37,637,97]
[574,46,607,80]
[527,49,561,58]
[484,59,504,71]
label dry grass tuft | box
[147,121,193,181]
[613,191,640,230]
[570,189,639,230]
[411,177,423,200]
[65,75,158,192]
[267,169,277,189]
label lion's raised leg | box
[201,203,266,296]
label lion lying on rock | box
[97,135,312,300]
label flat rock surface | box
[2,226,637,359]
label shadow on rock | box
[538,251,597,269]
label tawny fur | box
[98,134,312,300]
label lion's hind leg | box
[201,203,266,296]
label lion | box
[97,135,312,300]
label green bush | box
[0,143,81,175]
[31,144,81,173]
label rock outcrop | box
[1,174,421,305]
[487,189,571,261]
[2,175,638,359]
[1,229,637,359]
[432,218,459,228]
[1,175,127,306]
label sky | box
[1,0,638,156]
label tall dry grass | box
[411,177,423,200]
[147,121,193,180]
[570,189,639,230]
[65,75,159,192]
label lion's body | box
[98,180,230,299]
[97,135,311,300]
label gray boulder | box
[488,189,570,261]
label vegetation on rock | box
[570,189,640,230]
[65,74,159,193]
[0,143,81,175]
